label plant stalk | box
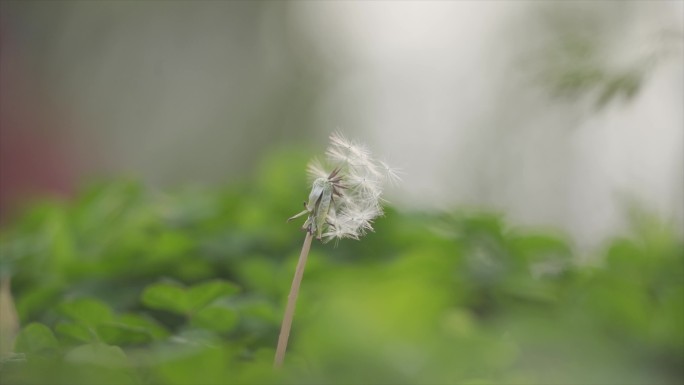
[274,232,314,368]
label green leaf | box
[152,345,233,385]
[116,313,169,340]
[190,305,239,332]
[45,208,75,268]
[186,280,239,312]
[141,282,189,314]
[58,298,114,326]
[141,280,240,315]
[93,313,169,346]
[14,323,59,355]
[55,322,95,343]
[64,343,129,367]
[97,322,153,346]
[510,233,571,258]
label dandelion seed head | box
[290,131,400,243]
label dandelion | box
[274,131,400,368]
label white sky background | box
[291,1,684,249]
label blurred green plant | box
[522,2,681,110]
[0,149,682,384]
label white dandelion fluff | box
[289,131,401,243]
[306,158,329,181]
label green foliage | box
[14,323,59,356]
[140,280,238,317]
[0,150,682,384]
[522,2,676,110]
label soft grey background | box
[2,1,682,249]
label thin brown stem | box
[274,232,314,368]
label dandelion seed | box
[306,158,329,181]
[379,160,403,186]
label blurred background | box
[2,0,682,247]
[0,1,683,385]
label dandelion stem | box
[274,231,314,368]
